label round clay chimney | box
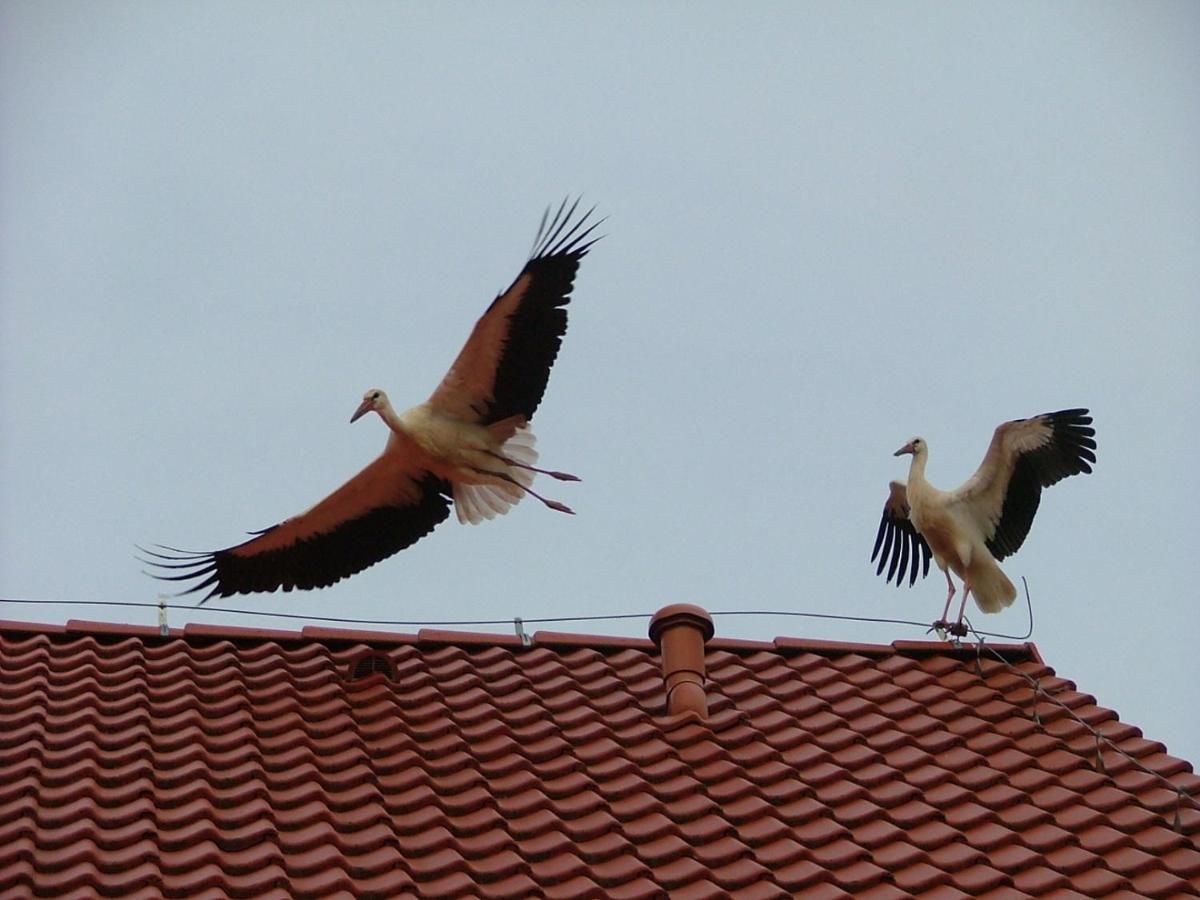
[648,603,715,718]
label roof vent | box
[348,650,395,682]
[648,603,714,718]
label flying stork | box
[145,199,600,602]
[871,408,1097,634]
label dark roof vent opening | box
[347,651,396,682]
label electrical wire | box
[0,594,1033,638]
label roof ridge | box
[0,616,1039,661]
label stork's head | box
[351,388,389,423]
[894,437,925,457]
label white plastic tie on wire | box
[513,617,531,647]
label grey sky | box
[3,3,1198,764]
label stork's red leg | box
[937,570,956,625]
[936,583,974,637]
[467,466,575,515]
[484,449,580,482]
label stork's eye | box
[371,391,380,400]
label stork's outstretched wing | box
[429,198,601,425]
[951,408,1096,560]
[871,480,932,587]
[143,439,452,602]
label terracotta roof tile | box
[627,832,684,867]
[831,795,887,828]
[1107,844,1166,878]
[863,776,922,808]
[573,830,628,865]
[1021,820,1079,853]
[873,838,930,870]
[908,819,965,851]
[773,857,833,891]
[943,799,995,830]
[1053,801,1108,831]
[731,882,793,900]
[1078,822,1135,854]
[1175,804,1200,836]
[607,876,667,899]
[1011,864,1072,893]
[683,811,737,843]
[800,882,856,900]
[830,858,890,891]
[1130,867,1196,898]
[735,814,791,847]
[1040,846,1098,880]
[949,862,1011,894]
[542,874,600,900]
[1,618,1197,897]
[1073,865,1133,895]
[927,839,987,872]
[1133,823,1191,855]
[622,809,676,842]
[655,854,714,889]
[888,797,945,830]
[996,800,1054,830]
[710,854,775,889]
[894,860,953,892]
[856,886,917,900]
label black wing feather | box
[482,200,601,425]
[986,408,1097,561]
[143,474,453,602]
[871,500,933,588]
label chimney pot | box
[648,604,714,718]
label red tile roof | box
[1,610,1198,898]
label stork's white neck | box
[907,446,930,490]
[376,400,408,437]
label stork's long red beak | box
[350,399,373,423]
[894,441,915,457]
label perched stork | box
[145,199,600,602]
[871,408,1096,633]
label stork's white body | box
[872,409,1097,629]
[390,401,503,481]
[902,447,1016,616]
[375,399,540,524]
